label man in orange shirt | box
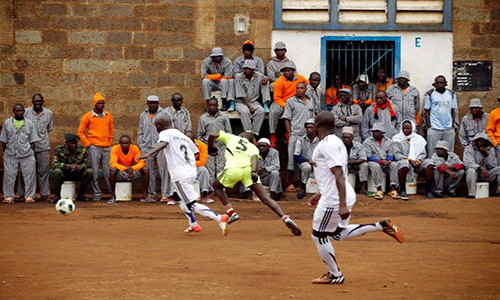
[185,130,215,204]
[269,61,308,147]
[325,75,351,107]
[78,93,114,201]
[376,68,393,92]
[486,96,500,165]
[109,135,150,203]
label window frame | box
[274,0,452,32]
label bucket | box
[306,176,319,194]
[61,181,76,200]
[347,174,357,190]
[211,90,223,107]
[193,180,201,200]
[116,182,132,201]
[406,174,418,195]
[367,173,387,193]
[475,182,489,199]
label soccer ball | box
[55,199,75,215]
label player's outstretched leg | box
[212,178,240,224]
[251,183,302,236]
[189,201,230,237]
[329,219,404,243]
[178,202,202,233]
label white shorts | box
[312,204,352,233]
[173,177,197,205]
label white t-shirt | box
[158,129,199,182]
[312,134,356,208]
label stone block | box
[0,73,16,85]
[453,0,483,8]
[60,73,83,85]
[216,32,248,46]
[22,59,63,72]
[125,46,155,59]
[158,74,184,86]
[146,33,170,46]
[15,17,52,30]
[53,17,86,30]
[170,5,195,19]
[100,87,142,102]
[138,87,173,103]
[161,0,194,3]
[216,21,233,33]
[168,60,196,74]
[491,9,500,21]
[71,5,101,17]
[129,74,157,86]
[134,5,170,18]
[0,59,13,71]
[155,47,183,60]
[107,32,132,44]
[86,18,142,31]
[15,45,51,58]
[25,73,61,86]
[196,0,216,47]
[87,73,129,86]
[15,30,42,44]
[171,33,193,46]
[453,9,489,22]
[93,46,124,60]
[64,59,110,72]
[216,6,247,20]
[143,20,160,31]
[51,46,91,59]
[184,74,199,88]
[111,60,140,73]
[184,47,210,60]
[140,60,167,73]
[249,6,270,19]
[68,31,104,44]
[160,20,194,32]
[454,49,492,60]
[253,19,272,49]
[16,3,43,17]
[42,30,67,44]
[452,22,472,49]
[133,33,146,45]
[473,35,500,49]
[41,86,74,101]
[116,0,147,3]
[483,23,500,35]
[43,3,68,16]
[101,4,134,17]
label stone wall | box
[0,0,273,151]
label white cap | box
[147,95,159,102]
[258,138,271,146]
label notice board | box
[453,61,492,92]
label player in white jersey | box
[308,112,404,284]
[138,116,229,236]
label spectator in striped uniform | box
[459,98,489,147]
[342,126,368,195]
[77,93,113,201]
[386,70,420,126]
[431,141,464,198]
[201,47,234,111]
[486,96,500,165]
[266,41,296,97]
[376,68,393,92]
[352,74,376,112]
[185,130,215,204]
[294,119,319,199]
[361,91,401,141]
[165,93,192,134]
[332,88,363,142]
[306,72,322,113]
[325,75,351,107]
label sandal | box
[388,190,401,199]
[160,197,169,203]
[141,197,156,203]
[374,190,384,200]
[3,198,14,204]
[25,198,35,203]
[286,184,297,192]
[365,191,376,197]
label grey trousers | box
[434,169,464,194]
[368,161,399,189]
[206,147,226,184]
[88,145,111,197]
[427,128,456,158]
[269,103,284,134]
[202,78,234,101]
[349,162,369,182]
[466,167,500,196]
[197,166,213,194]
[298,162,313,184]
[287,134,303,171]
[240,170,283,193]
[17,150,51,197]
[3,155,36,199]
[496,145,500,165]
[141,147,173,197]
[235,101,265,135]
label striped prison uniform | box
[306,84,322,114]
[331,101,363,142]
[233,55,265,75]
[0,117,39,200]
[352,83,376,110]
[197,111,232,183]
[431,152,464,194]
[234,72,270,135]
[347,141,369,183]
[361,102,401,141]
[201,56,234,101]
[459,113,489,147]
[362,136,399,189]
[165,106,192,134]
[240,148,283,194]
[393,139,433,177]
[138,107,172,198]
[283,96,318,171]
[386,84,420,125]
[464,143,500,196]
[294,135,319,185]
[266,57,296,91]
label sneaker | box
[297,188,306,199]
[311,273,344,284]
[227,101,235,112]
[400,190,409,201]
[228,213,240,224]
[263,101,270,113]
[219,214,230,237]
[380,218,404,243]
[167,199,176,205]
[283,216,302,236]
[201,197,214,204]
[184,225,202,233]
[426,192,435,199]
[433,192,443,198]
[107,198,116,204]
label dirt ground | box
[1,194,500,300]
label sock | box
[225,204,235,216]
[192,202,222,222]
[270,134,276,145]
[281,215,289,222]
[312,235,342,277]
[332,223,382,241]
[179,202,198,227]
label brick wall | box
[0,0,273,151]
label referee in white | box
[308,112,405,284]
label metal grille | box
[326,40,395,88]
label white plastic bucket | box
[61,181,76,200]
[367,173,387,193]
[348,174,357,190]
[211,90,223,107]
[116,182,132,201]
[306,176,319,194]
[252,185,270,201]
[406,174,418,195]
[475,182,489,199]
[193,180,201,200]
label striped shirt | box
[24,107,53,152]
[294,135,319,159]
[266,57,296,83]
[234,72,270,103]
[347,141,367,160]
[166,106,192,134]
[362,102,401,140]
[233,55,265,75]
[353,83,376,103]
[431,152,463,168]
[459,113,489,147]
[137,107,167,149]
[197,111,232,147]
[332,101,363,141]
[259,148,281,173]
[463,144,497,171]
[386,84,420,124]
[306,84,321,114]
[0,117,40,158]
[201,56,233,79]
[283,96,317,135]
[362,136,395,160]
